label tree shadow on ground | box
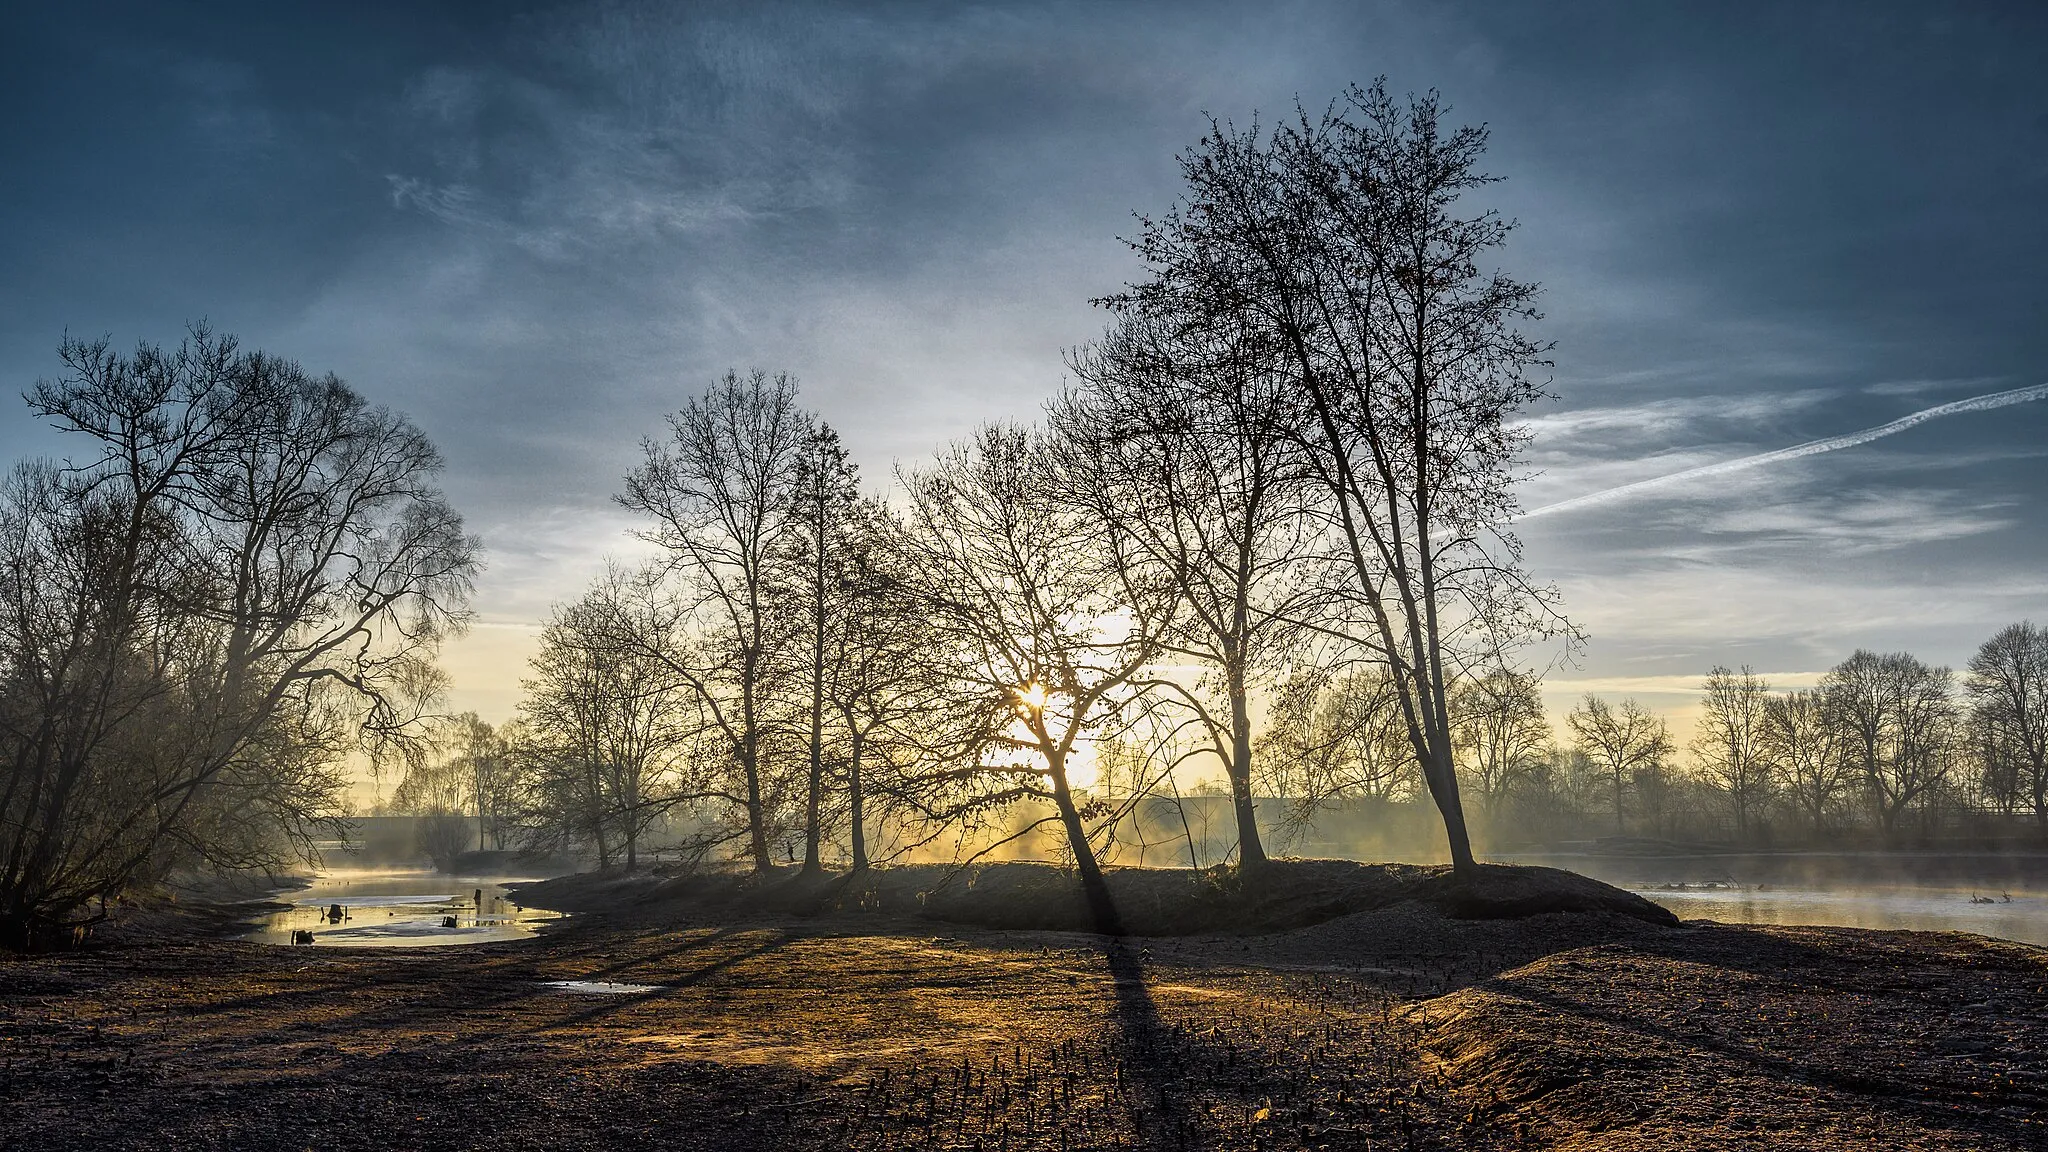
[1103,935,1201,1150]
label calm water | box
[245,867,563,948]
[1630,884,2048,945]
[1509,851,2048,947]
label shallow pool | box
[245,867,563,948]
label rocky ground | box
[1,863,2042,1150]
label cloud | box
[1543,671,1826,697]
[1521,383,2048,520]
[1513,387,1839,445]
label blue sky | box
[4,1,2044,731]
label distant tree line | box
[1548,636,2048,848]
[1259,633,2045,850]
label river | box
[1509,850,2048,947]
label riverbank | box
[1,863,2041,1149]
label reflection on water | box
[1630,885,2048,946]
[245,867,563,948]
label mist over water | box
[1508,850,2048,946]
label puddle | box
[246,868,564,948]
[541,980,666,995]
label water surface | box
[1508,851,2048,947]
[246,867,563,948]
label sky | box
[4,0,2045,749]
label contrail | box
[1518,382,2048,521]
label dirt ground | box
[1,871,2043,1150]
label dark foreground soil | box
[1,862,2043,1150]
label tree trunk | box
[1048,755,1120,935]
[741,659,771,871]
[802,516,827,874]
[1420,741,1477,874]
[1224,663,1267,868]
[802,676,825,875]
[848,727,867,872]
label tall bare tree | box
[821,504,935,872]
[0,327,476,948]
[619,370,811,871]
[785,423,861,874]
[1566,695,1672,836]
[894,424,1164,927]
[1117,81,1565,875]
[1966,623,2048,836]
[1822,650,1957,837]
[1762,689,1851,835]
[1052,311,1322,867]
[1691,666,1774,841]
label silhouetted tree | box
[1258,666,1419,831]
[1967,622,2048,835]
[1448,667,1551,817]
[1118,81,1566,875]
[391,713,518,851]
[1566,696,1672,836]
[784,423,862,874]
[1762,689,1851,835]
[1822,650,1957,838]
[894,424,1166,928]
[519,573,695,868]
[1691,666,1774,841]
[1053,310,1322,868]
[619,370,811,871]
[821,504,935,871]
[0,327,476,948]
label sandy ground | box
[1,876,2043,1150]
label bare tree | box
[1117,81,1566,875]
[821,503,936,872]
[1967,622,2048,835]
[0,327,476,948]
[518,573,696,868]
[1052,310,1322,868]
[1822,650,1957,837]
[894,424,1164,928]
[619,370,811,871]
[1258,667,1419,833]
[1448,666,1551,817]
[390,713,518,851]
[785,423,861,874]
[1762,689,1851,835]
[1566,696,1672,836]
[1691,666,1774,842]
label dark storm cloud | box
[3,0,2043,716]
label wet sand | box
[1,875,2043,1150]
